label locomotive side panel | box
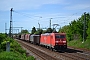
[40,33,52,47]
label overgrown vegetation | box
[68,39,90,49]
[59,12,90,49]
[0,33,35,60]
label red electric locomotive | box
[40,33,67,50]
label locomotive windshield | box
[55,35,65,38]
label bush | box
[10,40,26,54]
[68,40,90,50]
[0,33,6,44]
[0,51,25,60]
[0,33,35,60]
[27,56,35,60]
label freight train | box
[17,33,67,51]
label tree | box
[31,27,36,34]
[46,28,53,33]
[86,13,90,40]
[34,29,43,35]
[21,30,29,34]
[42,30,47,33]
[58,25,69,33]
[87,20,90,39]
[58,12,90,41]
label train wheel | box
[51,48,54,51]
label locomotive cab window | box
[55,35,65,38]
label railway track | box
[57,48,90,60]
[58,53,90,60]
[17,40,60,60]
[16,39,90,60]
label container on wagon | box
[30,34,40,45]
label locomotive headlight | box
[63,41,66,43]
[55,41,59,43]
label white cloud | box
[0,0,64,11]
[65,4,90,10]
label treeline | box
[20,27,57,35]
[59,12,90,41]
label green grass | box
[68,39,90,50]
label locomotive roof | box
[41,33,51,36]
[41,33,66,36]
[30,34,40,36]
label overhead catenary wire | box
[66,6,90,22]
[13,10,32,18]
[11,6,90,29]
[13,10,67,21]
[13,10,41,21]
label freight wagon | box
[25,34,30,42]
[30,35,40,45]
[20,34,25,40]
[16,34,21,39]
[40,33,67,50]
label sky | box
[0,0,90,33]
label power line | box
[13,10,32,18]
[66,6,90,21]
[11,6,90,30]
[13,10,42,21]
